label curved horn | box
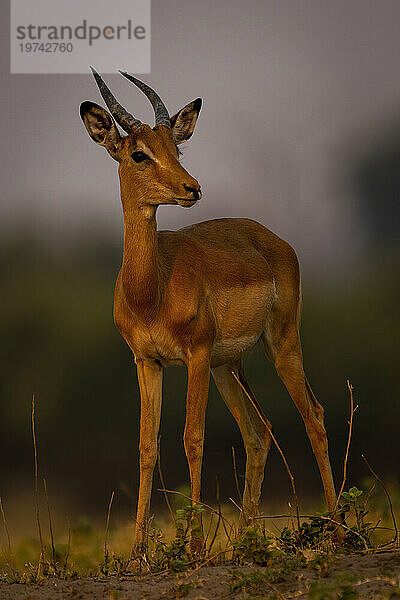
[90,66,141,133]
[118,71,171,128]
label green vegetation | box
[0,484,398,581]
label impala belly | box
[211,333,260,366]
[210,280,276,366]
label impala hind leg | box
[269,332,337,512]
[212,362,272,523]
[134,359,163,552]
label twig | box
[157,437,175,523]
[231,447,242,506]
[31,395,45,574]
[104,490,115,563]
[368,518,382,539]
[203,512,214,548]
[334,380,358,514]
[229,497,243,513]
[231,370,301,530]
[0,496,16,576]
[316,514,370,552]
[43,478,57,575]
[362,454,399,547]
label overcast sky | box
[1,0,400,271]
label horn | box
[118,70,171,128]
[89,66,141,133]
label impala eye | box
[131,151,149,163]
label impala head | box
[80,68,202,211]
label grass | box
[0,486,398,582]
[0,484,399,600]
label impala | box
[80,68,338,549]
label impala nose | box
[183,183,201,200]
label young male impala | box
[80,68,338,550]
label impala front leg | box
[134,358,163,553]
[183,349,211,549]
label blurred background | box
[0,0,399,525]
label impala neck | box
[120,181,160,317]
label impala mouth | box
[175,197,198,207]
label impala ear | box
[80,101,122,161]
[170,98,202,145]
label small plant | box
[151,504,204,572]
[300,515,335,549]
[340,486,373,550]
[99,552,130,577]
[176,503,205,544]
[279,515,335,552]
[232,526,275,566]
[152,528,189,572]
[277,485,376,553]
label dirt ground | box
[1,551,399,600]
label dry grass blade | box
[334,379,358,514]
[43,478,57,575]
[104,490,115,564]
[362,454,399,547]
[231,446,242,507]
[0,496,17,577]
[229,497,243,513]
[31,395,44,573]
[157,437,175,523]
[203,511,214,547]
[231,369,301,530]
